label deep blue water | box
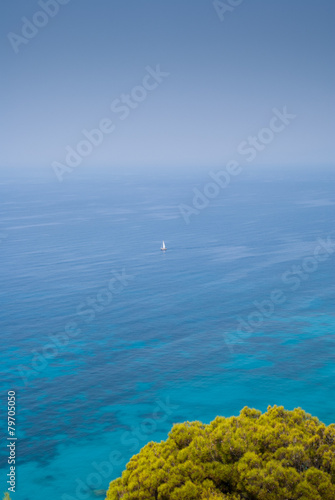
[1,166,334,500]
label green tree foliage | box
[106,406,335,499]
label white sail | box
[161,240,166,250]
[162,241,165,249]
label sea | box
[0,165,334,500]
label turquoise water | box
[0,166,334,499]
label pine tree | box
[106,406,335,499]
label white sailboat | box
[161,240,166,251]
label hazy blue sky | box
[1,0,334,174]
